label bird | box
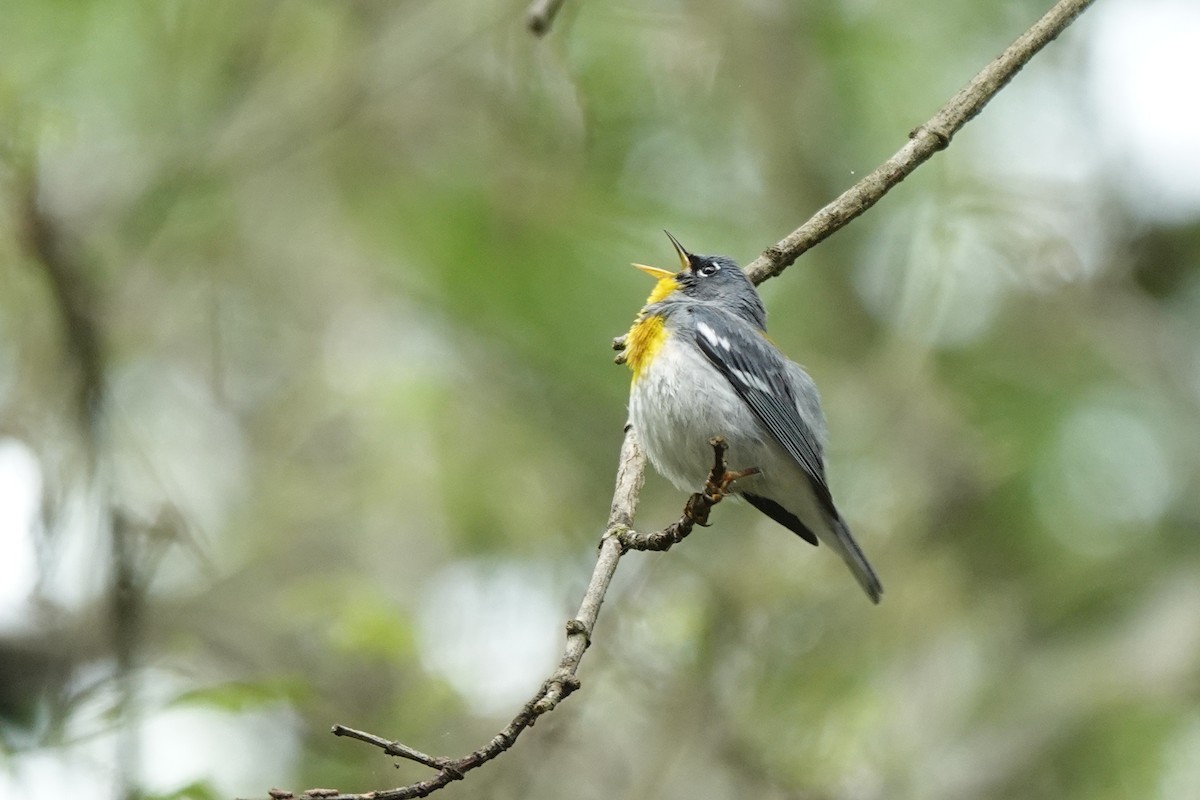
[623,231,883,603]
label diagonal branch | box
[265,1,1097,797]
[273,436,739,800]
[742,0,1098,285]
[264,427,650,800]
[269,438,746,800]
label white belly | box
[629,331,881,599]
[630,336,773,491]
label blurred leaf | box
[170,678,308,713]
[143,780,221,800]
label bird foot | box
[705,466,760,502]
[675,438,760,528]
[682,466,759,527]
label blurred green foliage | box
[2,1,1199,799]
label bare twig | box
[267,428,649,800]
[285,436,742,800]
[742,0,1098,285]
[526,0,567,37]
[273,1,1097,797]
[281,438,742,800]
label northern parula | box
[624,232,883,603]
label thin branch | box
[742,0,1098,285]
[261,428,648,800]
[280,440,744,800]
[269,1,1097,797]
[526,0,567,37]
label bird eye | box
[698,262,720,277]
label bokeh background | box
[2,0,1199,798]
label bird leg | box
[687,437,759,525]
[616,437,758,552]
[706,466,760,501]
[703,436,759,496]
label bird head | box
[632,231,766,328]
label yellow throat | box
[625,266,679,382]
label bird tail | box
[825,516,883,604]
[743,491,883,604]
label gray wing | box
[687,304,838,518]
[689,305,884,603]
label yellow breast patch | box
[625,314,668,383]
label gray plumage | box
[628,243,882,603]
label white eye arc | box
[698,262,720,277]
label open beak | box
[663,230,691,269]
[631,230,692,280]
[632,263,676,280]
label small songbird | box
[623,232,882,603]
